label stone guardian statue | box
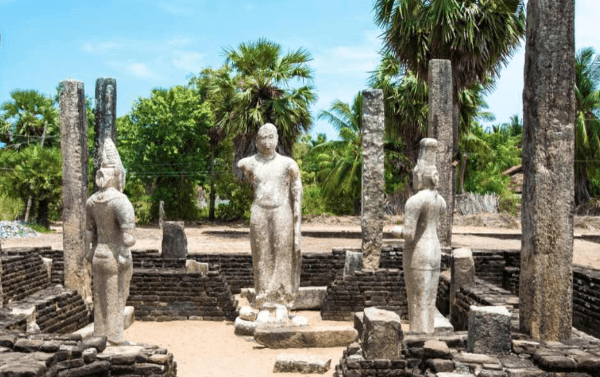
[84,138,135,344]
[237,123,303,319]
[392,138,446,333]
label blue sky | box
[0,0,598,141]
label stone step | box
[254,325,357,349]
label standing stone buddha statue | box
[84,138,135,344]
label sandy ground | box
[2,215,599,377]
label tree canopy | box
[118,85,213,221]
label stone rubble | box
[0,221,40,239]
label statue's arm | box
[116,196,136,248]
[84,200,97,264]
[237,157,252,181]
[391,197,419,242]
[289,161,303,252]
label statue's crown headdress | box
[415,138,438,176]
[101,138,124,171]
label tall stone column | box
[93,78,117,193]
[361,89,385,269]
[427,59,453,248]
[520,0,575,341]
[60,80,92,301]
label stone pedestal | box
[427,60,454,248]
[60,79,91,302]
[93,78,117,193]
[343,250,363,278]
[161,221,187,258]
[520,0,575,341]
[451,248,475,329]
[467,306,511,355]
[362,307,403,360]
[361,89,385,269]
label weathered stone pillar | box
[93,78,117,193]
[60,79,92,301]
[451,248,475,329]
[162,221,187,259]
[361,89,385,270]
[159,200,165,229]
[427,59,453,248]
[343,249,363,278]
[520,0,576,342]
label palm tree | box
[374,0,525,149]
[316,93,364,214]
[212,38,317,161]
[574,47,600,205]
[370,55,429,174]
[0,89,59,149]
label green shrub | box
[302,185,328,216]
[0,195,23,221]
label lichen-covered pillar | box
[520,0,575,341]
[93,78,117,193]
[427,59,453,248]
[361,89,385,269]
[60,79,92,301]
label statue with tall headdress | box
[392,138,446,333]
[84,138,135,344]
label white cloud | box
[127,63,157,79]
[82,41,123,54]
[158,1,192,15]
[106,61,158,80]
[173,50,204,73]
[312,31,381,75]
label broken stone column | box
[93,78,117,193]
[468,306,511,355]
[361,89,385,270]
[520,0,575,341]
[343,249,363,278]
[161,221,187,258]
[451,248,475,329]
[362,307,403,360]
[60,79,92,302]
[427,59,454,248]
[158,200,165,229]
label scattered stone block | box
[426,358,454,373]
[234,317,257,336]
[82,347,97,364]
[468,306,511,355]
[161,221,187,258]
[423,340,451,359]
[239,306,258,321]
[185,260,209,275]
[273,354,331,374]
[97,345,143,364]
[454,352,499,365]
[362,307,403,360]
[254,326,358,349]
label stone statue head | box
[256,123,278,156]
[96,138,126,192]
[413,138,439,191]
